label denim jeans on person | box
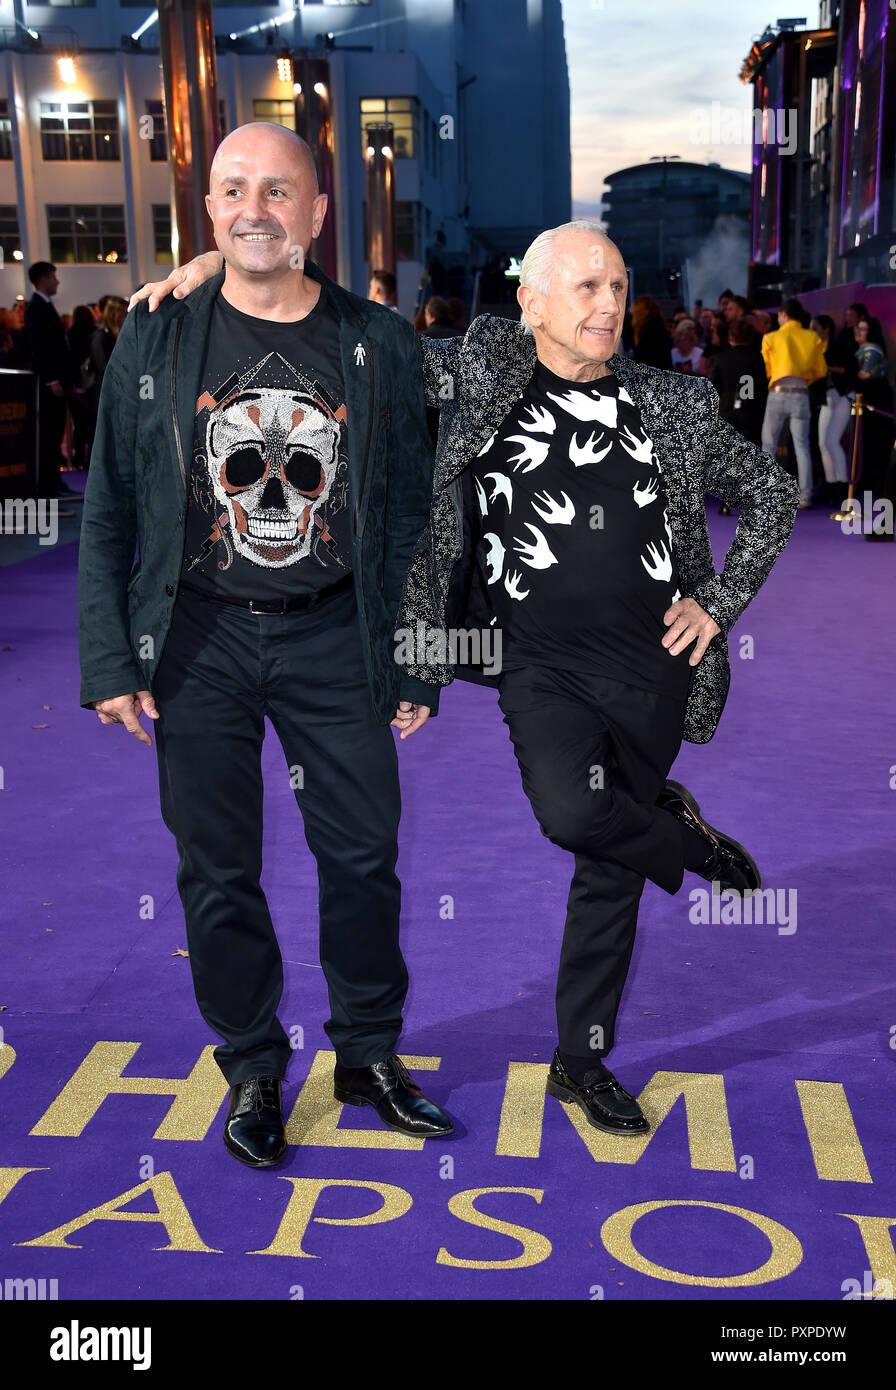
[762,388,813,503]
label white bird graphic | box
[504,569,531,601]
[633,476,659,508]
[518,402,556,435]
[662,509,674,552]
[474,474,488,517]
[484,471,513,510]
[483,532,505,585]
[505,434,550,473]
[476,430,497,457]
[546,388,618,428]
[618,386,634,405]
[641,539,673,583]
[569,429,614,466]
[513,523,558,570]
[618,423,656,466]
[670,588,681,603]
[531,489,575,525]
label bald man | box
[78,123,453,1168]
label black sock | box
[677,818,714,873]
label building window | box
[40,101,120,162]
[0,100,11,161]
[152,204,173,264]
[47,205,127,264]
[360,97,419,160]
[253,99,295,131]
[395,201,422,261]
[0,205,21,263]
[145,100,167,161]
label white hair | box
[518,220,619,335]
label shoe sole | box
[664,780,762,892]
[546,1078,649,1136]
[334,1085,454,1137]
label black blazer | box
[24,293,74,389]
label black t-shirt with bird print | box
[468,359,692,697]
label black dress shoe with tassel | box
[333,1054,453,1137]
[546,1050,649,1135]
[223,1076,287,1168]
[657,779,761,893]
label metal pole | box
[365,123,395,277]
[831,393,863,521]
[294,55,338,279]
[157,0,221,266]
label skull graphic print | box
[181,312,352,601]
[206,388,341,568]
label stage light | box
[366,145,375,157]
[58,57,77,84]
[381,145,392,157]
[313,82,327,97]
[293,82,302,96]
[12,249,23,261]
[131,11,158,43]
[276,56,292,84]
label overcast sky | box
[561,0,815,217]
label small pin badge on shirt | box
[354,343,366,366]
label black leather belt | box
[178,572,353,614]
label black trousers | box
[152,583,406,1085]
[497,664,688,1071]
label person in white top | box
[671,320,704,374]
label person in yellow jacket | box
[760,298,827,507]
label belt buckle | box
[249,597,283,615]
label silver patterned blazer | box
[397,314,799,743]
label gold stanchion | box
[830,392,863,522]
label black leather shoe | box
[657,778,761,893]
[334,1054,453,1137]
[223,1076,287,1168]
[546,1051,649,1135]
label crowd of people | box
[5,257,893,539]
[1,261,128,505]
[625,289,894,532]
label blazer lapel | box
[441,324,536,487]
[609,353,694,566]
[167,270,226,498]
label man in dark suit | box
[24,261,79,500]
[78,124,452,1168]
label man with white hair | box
[136,220,798,1138]
[400,222,797,1133]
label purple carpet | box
[1,496,894,1302]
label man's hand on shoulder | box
[129,251,224,314]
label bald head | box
[209,122,319,195]
[205,121,328,304]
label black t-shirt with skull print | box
[181,286,351,600]
[469,359,692,698]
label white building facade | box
[0,0,570,316]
